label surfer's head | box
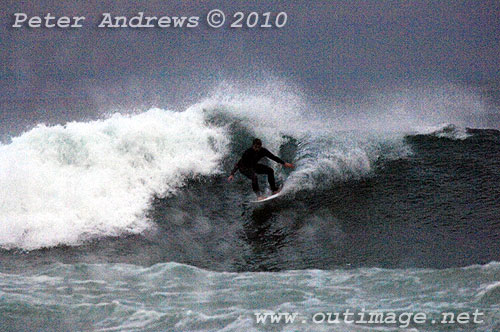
[252,138,262,151]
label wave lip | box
[0,108,228,250]
[197,84,414,194]
[413,123,472,140]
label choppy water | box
[1,262,499,331]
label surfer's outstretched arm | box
[262,148,295,168]
[262,148,284,164]
[227,160,241,181]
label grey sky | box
[1,0,499,107]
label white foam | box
[193,79,309,152]
[415,123,471,140]
[0,108,229,250]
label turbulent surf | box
[0,83,499,331]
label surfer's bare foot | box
[257,195,266,201]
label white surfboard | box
[250,191,283,203]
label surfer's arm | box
[263,148,294,168]
[263,148,285,165]
[230,160,240,176]
[227,161,241,182]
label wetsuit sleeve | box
[263,148,285,165]
[231,148,252,175]
[230,160,240,175]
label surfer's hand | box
[284,162,294,169]
[227,175,234,182]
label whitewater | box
[0,108,229,250]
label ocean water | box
[0,83,499,331]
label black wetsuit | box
[231,147,284,194]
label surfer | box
[227,138,294,200]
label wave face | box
[0,108,228,249]
[0,262,499,332]
[0,83,413,251]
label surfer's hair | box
[253,138,262,146]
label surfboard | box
[250,191,283,203]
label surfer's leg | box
[239,167,261,194]
[255,164,278,192]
